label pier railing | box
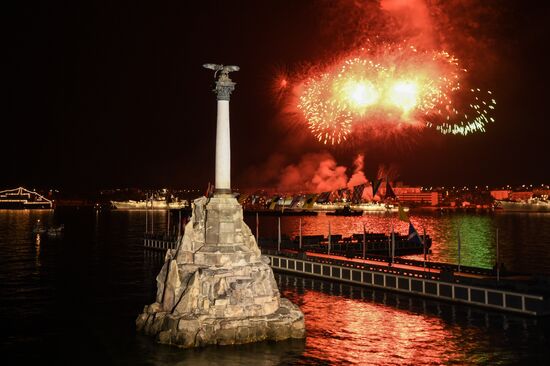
[143,232,179,251]
[265,252,549,316]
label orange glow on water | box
[280,285,480,365]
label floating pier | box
[142,235,549,316]
[266,251,550,316]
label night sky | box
[5,1,550,192]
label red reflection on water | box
[247,212,498,268]
[284,288,469,365]
[268,213,435,242]
[278,213,441,261]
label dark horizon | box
[5,1,550,191]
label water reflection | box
[244,211,550,274]
[276,274,540,365]
[1,209,549,365]
[34,233,41,269]
[138,252,537,365]
[133,336,306,366]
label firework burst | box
[298,73,352,144]
[291,43,495,144]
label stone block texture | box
[136,196,305,348]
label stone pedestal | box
[136,196,305,348]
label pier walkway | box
[265,250,550,316]
[142,235,550,316]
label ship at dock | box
[111,196,188,210]
[495,197,550,212]
[314,202,406,214]
[0,187,53,209]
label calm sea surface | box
[1,208,549,365]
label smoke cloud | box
[347,154,368,189]
[278,152,348,193]
[380,0,435,48]
[317,0,503,77]
[240,150,404,199]
[377,163,400,182]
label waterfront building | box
[490,190,511,200]
[393,187,440,206]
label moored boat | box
[111,198,188,210]
[0,187,53,209]
[326,205,363,216]
[47,224,65,237]
[495,198,550,212]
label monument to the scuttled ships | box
[136,64,305,348]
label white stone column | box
[215,99,231,192]
[203,64,237,196]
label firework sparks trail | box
[291,43,495,144]
[434,89,497,135]
[298,73,353,144]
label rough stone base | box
[136,298,305,348]
[136,195,305,348]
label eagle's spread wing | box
[203,63,223,71]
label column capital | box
[215,76,236,101]
[203,64,239,101]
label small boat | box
[47,224,64,237]
[326,206,363,216]
[32,220,47,234]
